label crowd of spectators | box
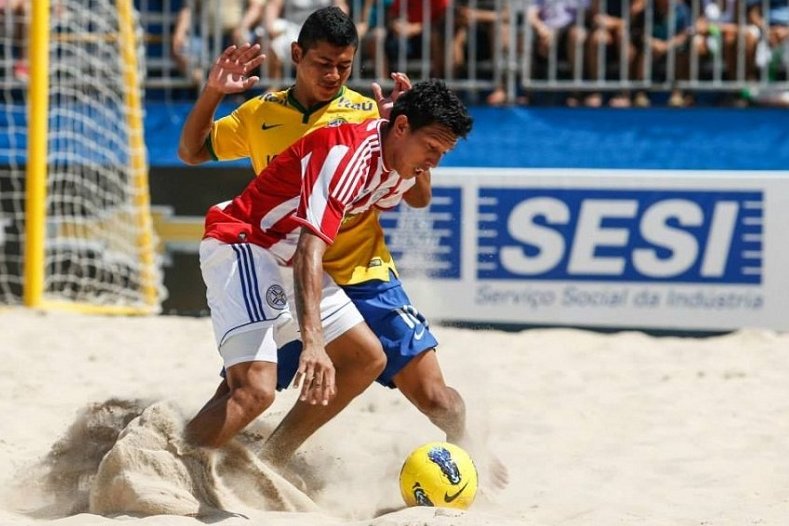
[3,1,789,106]
[463,0,789,106]
[172,0,267,85]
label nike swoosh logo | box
[414,326,425,341]
[261,123,282,131]
[444,482,469,503]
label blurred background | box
[92,0,789,106]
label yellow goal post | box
[1,0,163,314]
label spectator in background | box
[692,0,758,100]
[173,0,266,86]
[747,0,789,78]
[0,0,28,82]
[454,0,518,105]
[526,0,590,106]
[355,0,394,76]
[263,0,349,85]
[357,0,394,42]
[631,0,692,107]
[385,0,454,77]
[585,0,635,107]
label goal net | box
[0,0,163,314]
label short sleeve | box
[293,130,363,245]
[208,100,254,161]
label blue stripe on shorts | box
[342,274,438,388]
[231,243,265,323]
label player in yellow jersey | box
[178,12,417,288]
[178,6,506,488]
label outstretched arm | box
[371,72,411,119]
[177,43,266,165]
[291,228,337,406]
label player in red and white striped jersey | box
[203,118,414,264]
[194,80,472,454]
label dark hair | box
[389,80,473,139]
[297,7,359,52]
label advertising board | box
[382,169,789,331]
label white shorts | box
[199,238,363,369]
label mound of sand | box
[89,400,316,516]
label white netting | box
[0,0,162,311]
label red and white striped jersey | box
[204,118,415,265]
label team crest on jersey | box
[266,285,287,309]
[327,117,347,127]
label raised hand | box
[371,72,412,119]
[206,43,266,94]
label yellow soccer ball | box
[399,441,478,509]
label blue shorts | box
[343,275,438,388]
[272,275,438,390]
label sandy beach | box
[2,308,789,525]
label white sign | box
[381,168,789,332]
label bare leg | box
[393,351,466,442]
[262,322,385,466]
[195,379,230,415]
[393,350,509,488]
[186,360,278,448]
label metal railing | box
[7,0,785,104]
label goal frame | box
[23,0,159,315]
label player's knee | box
[345,345,385,385]
[332,332,386,378]
[367,345,387,376]
[230,383,275,418]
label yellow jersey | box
[208,86,399,285]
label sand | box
[1,308,789,525]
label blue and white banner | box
[382,168,789,332]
